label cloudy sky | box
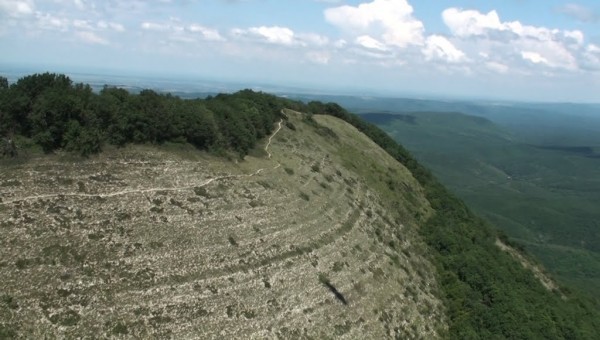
[1,0,599,101]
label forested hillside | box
[0,73,293,157]
[303,101,600,338]
[2,74,600,338]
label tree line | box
[0,73,292,157]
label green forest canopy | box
[1,73,600,338]
[0,73,298,157]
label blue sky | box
[1,0,599,102]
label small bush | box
[318,272,330,284]
[332,262,345,272]
[1,295,18,310]
[299,192,310,201]
[285,121,296,131]
[228,235,238,247]
[112,322,129,335]
[284,167,294,175]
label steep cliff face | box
[0,111,447,338]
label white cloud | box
[333,39,347,48]
[522,51,549,65]
[486,61,509,74]
[35,12,70,31]
[247,26,295,45]
[442,8,503,38]
[0,0,34,17]
[76,30,108,45]
[581,44,600,70]
[73,19,93,30]
[141,21,171,32]
[306,51,331,64]
[232,26,329,48]
[442,7,583,71]
[325,0,424,48]
[423,35,466,63]
[98,20,125,32]
[188,24,224,41]
[588,44,600,54]
[356,35,388,51]
[141,20,225,44]
[297,33,329,47]
[564,30,584,46]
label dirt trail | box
[0,119,284,206]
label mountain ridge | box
[2,74,600,338]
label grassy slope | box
[0,111,446,338]
[364,111,600,298]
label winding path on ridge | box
[0,118,285,206]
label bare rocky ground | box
[0,112,447,339]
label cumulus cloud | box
[423,35,466,63]
[521,51,549,65]
[355,35,388,51]
[248,26,295,45]
[306,51,331,64]
[97,20,125,32]
[188,24,224,41]
[442,7,584,71]
[141,20,224,42]
[35,12,70,31]
[76,30,108,45]
[442,8,503,38]
[485,61,509,74]
[0,0,34,17]
[232,25,329,48]
[581,44,600,70]
[325,0,424,48]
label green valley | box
[356,102,600,300]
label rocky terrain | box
[0,111,446,338]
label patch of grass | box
[311,163,321,173]
[284,167,294,175]
[318,272,330,284]
[285,121,296,131]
